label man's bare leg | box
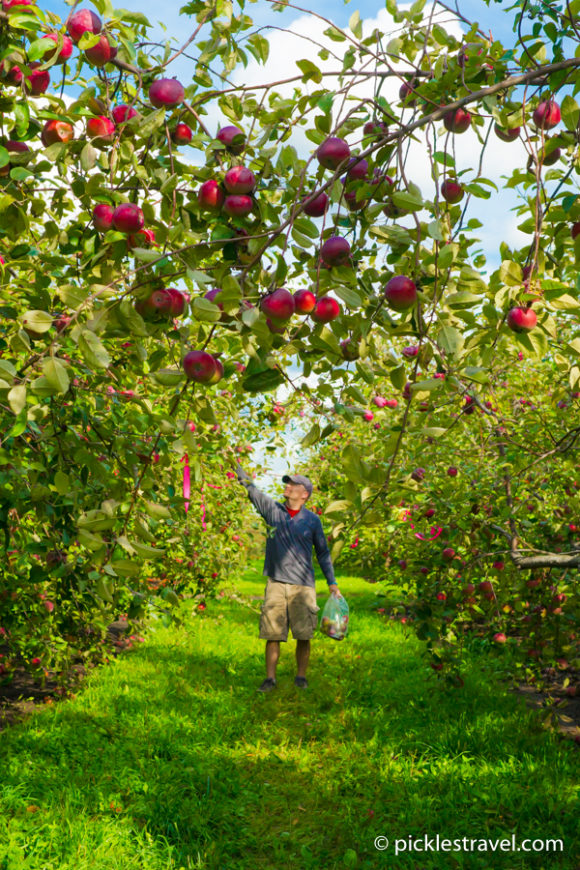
[296,639,310,678]
[266,640,280,680]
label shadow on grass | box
[0,571,577,870]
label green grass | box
[0,560,577,870]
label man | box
[236,463,341,692]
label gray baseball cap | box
[282,473,313,496]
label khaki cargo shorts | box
[259,577,320,642]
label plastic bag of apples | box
[319,592,349,641]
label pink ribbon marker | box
[181,454,190,516]
[415,525,442,541]
[200,482,207,531]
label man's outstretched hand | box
[236,463,253,486]
[330,585,341,597]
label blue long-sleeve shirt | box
[241,481,337,588]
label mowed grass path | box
[0,561,577,870]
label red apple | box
[224,166,256,194]
[84,33,117,66]
[222,194,253,217]
[302,191,328,217]
[373,397,388,407]
[86,116,116,144]
[183,350,219,383]
[149,78,184,109]
[507,307,537,333]
[436,592,446,601]
[207,357,224,385]
[539,141,561,165]
[112,203,144,234]
[399,79,417,105]
[424,508,435,517]
[344,185,368,212]
[112,104,138,127]
[316,137,350,170]
[172,123,192,145]
[260,288,295,323]
[346,157,369,180]
[385,398,398,409]
[443,108,471,133]
[320,235,350,267]
[533,99,561,130]
[494,123,520,142]
[198,179,225,211]
[293,289,316,314]
[311,296,340,323]
[266,318,286,334]
[402,345,419,357]
[41,33,74,64]
[493,632,507,643]
[217,125,245,153]
[441,179,464,203]
[0,140,30,176]
[572,222,580,240]
[384,275,417,311]
[41,120,74,147]
[447,467,458,476]
[363,120,389,139]
[493,560,505,570]
[93,204,114,231]
[2,0,36,8]
[67,8,102,44]
[136,288,173,321]
[127,228,157,249]
[411,467,425,481]
[371,172,394,201]
[479,580,493,593]
[341,339,360,361]
[167,288,185,317]
[442,547,455,560]
[362,409,373,420]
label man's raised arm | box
[236,464,280,526]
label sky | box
[34,0,553,494]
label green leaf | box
[427,220,445,241]
[110,559,141,577]
[499,260,522,287]
[462,366,490,384]
[130,540,166,559]
[390,364,406,390]
[96,576,114,603]
[437,325,464,355]
[561,95,580,132]
[349,10,363,38]
[324,499,352,515]
[78,330,111,369]
[54,470,70,495]
[296,59,322,83]
[323,25,346,41]
[412,378,444,393]
[247,33,270,64]
[131,248,160,263]
[80,143,97,172]
[333,285,362,308]
[42,358,70,394]
[58,284,88,309]
[8,384,26,415]
[144,500,172,520]
[192,297,222,322]
[391,190,423,211]
[150,368,184,387]
[420,427,448,437]
[21,310,53,334]
[301,423,321,447]
[243,368,285,393]
[29,376,59,398]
